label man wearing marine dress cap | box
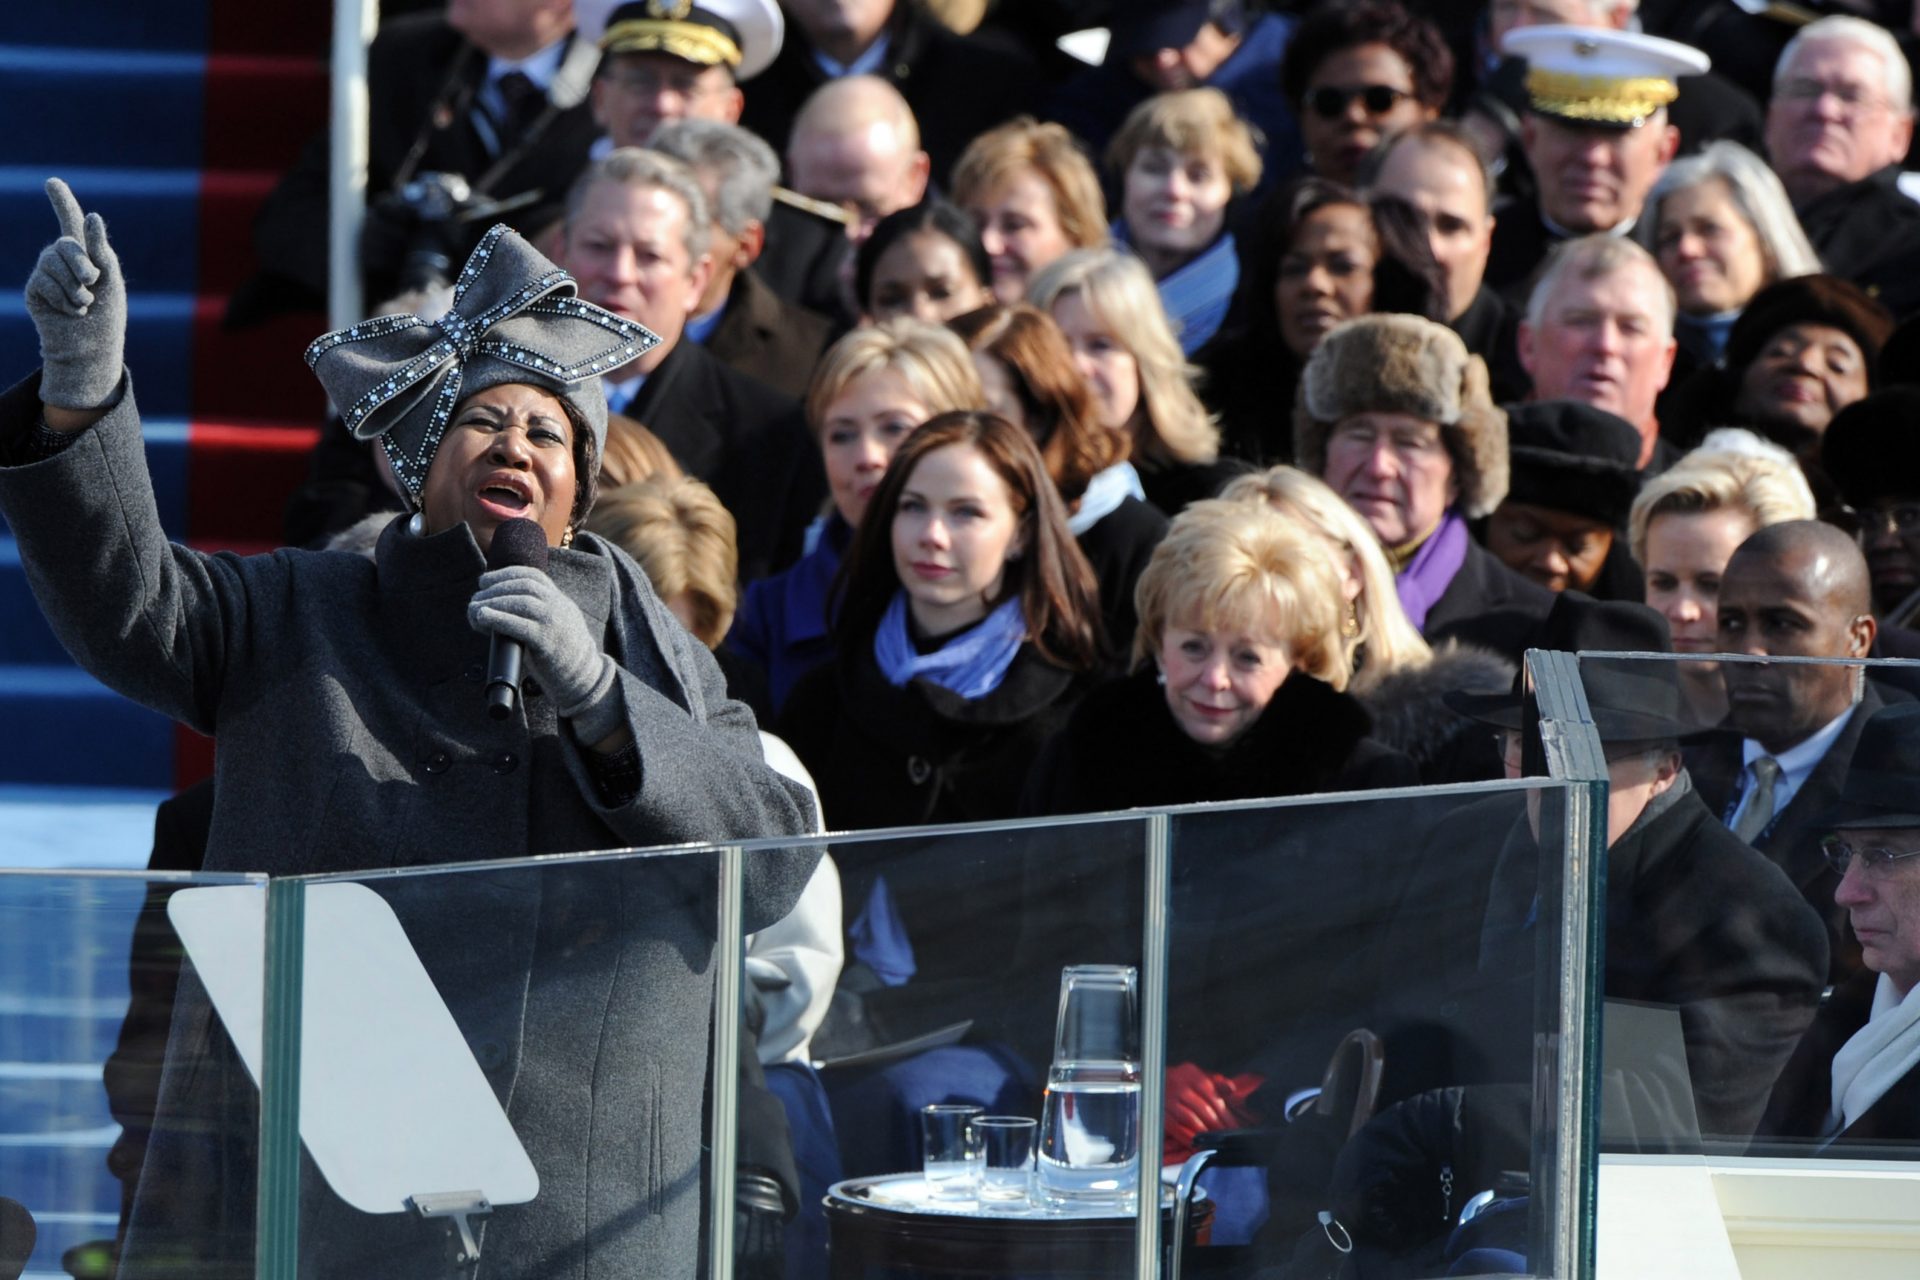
[1484,27,1708,296]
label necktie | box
[1732,755,1782,843]
[492,71,543,142]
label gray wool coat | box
[0,372,820,1278]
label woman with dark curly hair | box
[1278,0,1453,187]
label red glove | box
[1162,1063,1264,1164]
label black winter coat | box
[1755,969,1920,1154]
[1074,496,1167,668]
[1020,669,1419,1080]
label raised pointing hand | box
[24,178,126,411]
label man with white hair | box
[1763,16,1920,314]
[1518,234,1680,473]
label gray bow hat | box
[304,224,658,505]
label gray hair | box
[1775,15,1913,112]
[646,119,779,238]
[1525,234,1675,337]
[564,146,713,264]
[1640,140,1823,284]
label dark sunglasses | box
[1821,834,1920,875]
[1307,84,1411,120]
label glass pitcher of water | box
[1038,964,1140,1210]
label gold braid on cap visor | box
[602,19,742,66]
[1526,70,1679,126]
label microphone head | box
[486,517,551,573]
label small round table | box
[823,1174,1212,1278]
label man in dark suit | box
[240,0,601,318]
[738,0,1038,182]
[560,148,823,581]
[1393,595,1830,1141]
[647,120,836,400]
[1687,520,1880,983]
[1764,17,1920,318]
[1755,703,1920,1155]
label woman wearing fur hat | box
[1296,314,1551,661]
[2,181,816,1277]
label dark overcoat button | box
[491,751,519,775]
[422,750,452,775]
[464,663,484,683]
[907,756,932,785]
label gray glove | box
[468,566,624,743]
[24,179,126,412]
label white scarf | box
[1828,974,1920,1134]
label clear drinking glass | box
[1037,964,1141,1210]
[920,1103,984,1199]
[971,1115,1038,1210]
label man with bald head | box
[785,75,929,244]
[1689,520,1885,981]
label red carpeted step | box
[201,54,328,173]
[183,420,321,547]
[206,0,328,61]
[188,295,329,422]
[194,169,278,295]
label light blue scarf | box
[1068,460,1146,535]
[873,592,1027,699]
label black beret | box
[1724,275,1894,382]
[1501,399,1644,527]
[1821,387,1920,509]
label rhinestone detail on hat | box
[302,222,661,470]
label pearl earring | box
[407,512,426,537]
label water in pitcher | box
[1037,1062,1141,1209]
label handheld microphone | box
[484,518,550,721]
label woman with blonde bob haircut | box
[1108,88,1263,353]
[952,116,1110,305]
[1222,465,1517,780]
[1029,247,1240,516]
[1030,498,1414,812]
[727,319,984,711]
[1628,428,1816,720]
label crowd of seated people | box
[97,0,1920,1272]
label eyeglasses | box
[1307,85,1411,120]
[1848,502,1920,542]
[1776,77,1893,113]
[1821,834,1920,875]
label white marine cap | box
[1501,25,1711,129]
[575,0,784,82]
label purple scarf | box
[1394,510,1469,632]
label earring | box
[560,525,575,548]
[407,511,427,537]
[1155,668,1167,687]
[1341,601,1361,639]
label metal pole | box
[328,0,377,330]
[1137,813,1171,1279]
[708,846,745,1274]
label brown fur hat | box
[1293,314,1509,519]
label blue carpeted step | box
[0,297,196,417]
[0,0,208,54]
[0,418,191,539]
[0,668,174,791]
[0,167,202,294]
[0,47,205,172]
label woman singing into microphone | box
[1,181,816,1277]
